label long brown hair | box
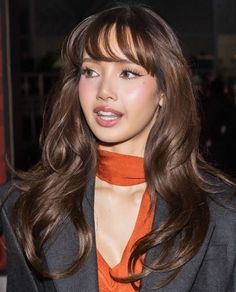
[12,3,234,288]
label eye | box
[120,69,143,79]
[80,67,99,78]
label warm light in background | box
[0,32,6,185]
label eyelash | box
[80,67,97,78]
[121,68,143,79]
[80,66,143,79]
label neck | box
[98,142,145,157]
[96,177,147,195]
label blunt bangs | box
[83,9,157,75]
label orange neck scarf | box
[96,149,145,186]
[96,149,154,292]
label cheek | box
[78,78,100,103]
[78,80,92,115]
[78,79,90,101]
[120,81,157,106]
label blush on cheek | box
[122,83,149,103]
[78,79,88,98]
[78,78,100,101]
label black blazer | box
[1,178,236,292]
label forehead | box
[84,24,139,63]
[98,29,128,59]
[82,20,157,76]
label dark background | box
[1,0,236,175]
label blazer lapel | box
[141,196,216,292]
[43,179,216,292]
[43,178,98,292]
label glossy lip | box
[94,106,123,116]
[93,106,123,127]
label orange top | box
[96,149,156,291]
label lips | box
[94,106,123,127]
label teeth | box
[100,116,118,120]
[97,111,120,120]
[97,111,117,117]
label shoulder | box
[207,177,236,240]
[0,181,21,217]
[207,176,236,212]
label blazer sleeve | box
[0,182,46,292]
[208,183,236,291]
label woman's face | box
[78,34,163,155]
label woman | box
[1,3,236,292]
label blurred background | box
[0,0,235,288]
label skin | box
[79,28,163,157]
[78,28,163,268]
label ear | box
[158,93,164,107]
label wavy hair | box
[12,3,233,289]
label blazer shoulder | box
[207,177,236,233]
[0,181,21,217]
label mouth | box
[94,106,123,127]
[97,110,121,120]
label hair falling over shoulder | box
[11,3,235,289]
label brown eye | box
[120,69,142,79]
[81,67,99,78]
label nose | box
[96,76,117,101]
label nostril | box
[96,94,117,101]
[97,81,117,101]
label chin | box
[96,136,123,145]
[94,132,127,145]
[91,128,124,143]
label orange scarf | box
[96,149,155,291]
[96,149,145,186]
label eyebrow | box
[82,57,135,65]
